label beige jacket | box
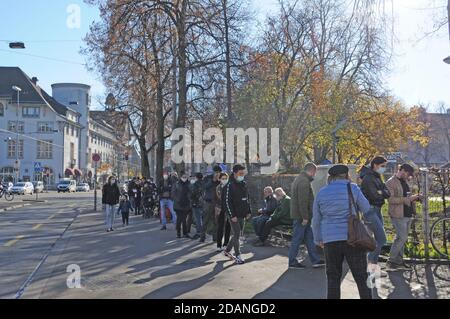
[385,176,415,219]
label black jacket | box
[102,183,121,205]
[261,195,278,216]
[203,174,219,202]
[361,169,391,207]
[158,179,173,199]
[172,180,192,211]
[224,176,252,218]
[190,180,204,208]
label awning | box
[74,168,83,176]
[65,168,74,176]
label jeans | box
[389,217,411,264]
[192,207,204,234]
[105,204,116,229]
[260,218,283,242]
[365,206,387,264]
[324,241,372,299]
[217,209,231,248]
[226,217,244,256]
[252,215,270,237]
[160,198,177,226]
[288,219,321,265]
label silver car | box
[32,181,44,193]
[11,182,34,195]
[76,183,90,192]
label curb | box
[0,203,32,212]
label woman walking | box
[102,176,121,232]
[312,165,372,299]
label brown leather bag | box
[347,183,377,252]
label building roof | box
[0,66,69,117]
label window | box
[8,121,24,133]
[70,143,75,162]
[66,125,69,134]
[0,102,4,116]
[71,126,74,136]
[7,139,24,158]
[37,122,54,133]
[37,140,53,159]
[22,106,40,118]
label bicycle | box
[0,185,14,202]
[430,216,450,259]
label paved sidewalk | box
[19,209,450,299]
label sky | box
[0,0,449,111]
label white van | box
[57,179,77,193]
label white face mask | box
[190,180,196,185]
[163,175,168,180]
[376,167,386,175]
[236,176,244,182]
[181,177,188,182]
[111,179,116,184]
[221,179,228,186]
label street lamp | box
[12,86,21,183]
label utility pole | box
[12,86,21,183]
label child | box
[117,195,133,226]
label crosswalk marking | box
[32,224,43,230]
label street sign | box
[92,153,101,162]
[34,162,42,172]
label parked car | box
[57,179,77,193]
[11,182,34,195]
[32,181,44,193]
[76,183,90,192]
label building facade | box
[0,67,134,187]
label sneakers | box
[191,234,201,240]
[216,246,224,252]
[234,255,245,264]
[160,225,167,230]
[177,233,181,238]
[199,236,206,243]
[289,262,306,269]
[312,260,326,268]
[223,250,235,261]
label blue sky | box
[0,0,449,111]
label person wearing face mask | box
[172,171,192,238]
[215,173,231,251]
[190,173,204,240]
[312,165,372,299]
[361,156,391,270]
[158,171,177,230]
[385,164,421,270]
[102,175,121,232]
[201,165,223,242]
[223,164,252,264]
[254,188,292,247]
[288,163,325,269]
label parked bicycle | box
[430,216,450,259]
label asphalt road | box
[0,192,448,299]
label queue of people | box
[100,156,421,299]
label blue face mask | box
[236,176,244,182]
[376,167,386,175]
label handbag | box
[347,183,377,252]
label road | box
[0,192,448,299]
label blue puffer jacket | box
[312,180,371,245]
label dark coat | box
[118,200,133,214]
[361,169,391,207]
[203,174,219,202]
[102,183,121,205]
[261,195,278,216]
[190,180,204,208]
[224,175,251,218]
[172,180,192,211]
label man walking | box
[102,176,121,232]
[288,163,325,268]
[385,164,421,270]
[223,164,252,264]
[202,165,222,242]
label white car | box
[76,183,90,192]
[32,181,44,193]
[57,179,77,193]
[11,182,34,195]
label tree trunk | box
[223,0,233,121]
[176,1,188,129]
